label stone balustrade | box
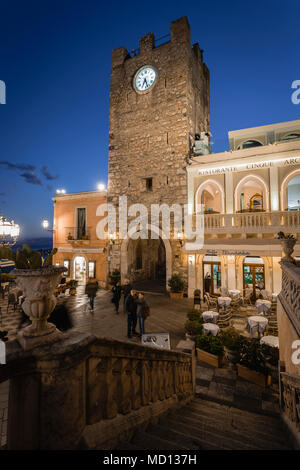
[280,372,300,448]
[0,332,194,450]
[279,261,300,337]
[196,211,300,235]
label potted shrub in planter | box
[2,244,67,350]
[276,231,297,263]
[237,339,269,387]
[184,319,203,341]
[168,273,186,299]
[196,334,224,368]
[220,328,245,368]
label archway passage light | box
[0,216,20,247]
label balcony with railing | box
[198,211,300,236]
[65,226,92,245]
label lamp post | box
[42,219,55,233]
[0,215,20,247]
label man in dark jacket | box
[125,289,138,338]
[122,279,132,314]
[85,279,99,311]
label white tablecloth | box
[228,289,241,298]
[203,323,220,336]
[202,311,219,324]
[255,299,271,314]
[272,293,278,302]
[218,296,231,307]
[247,315,268,338]
[260,335,279,348]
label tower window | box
[146,178,153,191]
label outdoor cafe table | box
[202,311,219,324]
[260,335,279,348]
[203,322,220,337]
[255,299,271,314]
[218,296,232,308]
[228,289,241,299]
[247,315,268,338]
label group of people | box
[111,281,150,339]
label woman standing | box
[136,292,149,337]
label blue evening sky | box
[0,0,299,238]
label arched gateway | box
[120,224,172,292]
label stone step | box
[144,423,230,451]
[188,398,283,432]
[167,406,287,449]
[131,430,188,451]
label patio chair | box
[220,287,229,296]
[261,289,271,301]
[204,293,218,310]
[7,293,17,313]
[243,290,252,305]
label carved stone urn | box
[13,266,67,350]
[281,238,297,263]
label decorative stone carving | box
[279,261,300,337]
[281,373,300,431]
[281,238,297,263]
[13,266,66,350]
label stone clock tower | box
[108,16,210,290]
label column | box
[270,166,279,211]
[272,257,282,294]
[225,172,233,214]
[227,255,236,289]
[188,254,196,298]
[187,168,195,214]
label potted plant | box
[220,328,245,367]
[168,272,186,299]
[276,231,297,263]
[196,334,224,368]
[237,339,269,387]
[184,319,203,340]
[1,244,67,350]
[67,232,74,240]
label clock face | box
[134,66,157,92]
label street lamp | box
[97,183,106,191]
[0,215,20,247]
[42,219,55,233]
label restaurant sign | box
[198,157,300,176]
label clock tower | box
[108,16,210,290]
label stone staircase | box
[117,397,291,450]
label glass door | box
[203,262,221,295]
[243,264,265,299]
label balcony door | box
[76,208,86,240]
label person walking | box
[136,292,149,337]
[85,279,99,311]
[111,282,122,314]
[122,279,132,314]
[125,289,138,338]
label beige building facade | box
[186,120,300,297]
[52,190,107,286]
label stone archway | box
[120,224,172,291]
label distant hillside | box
[14,237,53,251]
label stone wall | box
[1,332,194,450]
[107,17,210,286]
